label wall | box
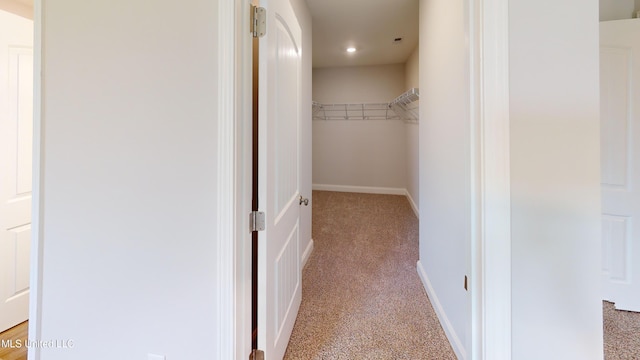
[417,0,470,358]
[600,0,635,20]
[289,0,313,265]
[37,1,223,358]
[405,47,419,214]
[405,47,419,89]
[312,64,407,192]
[509,0,603,358]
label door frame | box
[469,0,512,358]
[27,0,511,359]
[28,0,43,358]
[214,0,253,359]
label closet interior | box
[312,52,421,215]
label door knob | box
[299,195,309,206]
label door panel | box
[273,18,300,219]
[601,215,629,282]
[258,0,302,358]
[14,48,34,195]
[0,9,34,332]
[601,20,640,312]
[274,223,298,336]
[600,47,630,189]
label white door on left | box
[0,9,33,332]
[257,0,303,358]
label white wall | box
[509,0,603,358]
[405,47,419,89]
[405,47,419,214]
[600,0,635,20]
[312,64,407,191]
[37,1,223,359]
[417,0,470,358]
[289,0,313,264]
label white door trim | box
[471,0,512,358]
[216,0,236,358]
[233,0,253,357]
[28,0,43,359]
[217,0,252,359]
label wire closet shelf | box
[313,88,419,123]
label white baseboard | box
[405,190,419,219]
[417,260,467,360]
[312,184,406,196]
[301,238,314,268]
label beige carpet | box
[604,301,640,359]
[284,191,456,359]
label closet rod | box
[312,88,420,122]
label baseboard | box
[417,260,467,360]
[301,238,314,268]
[312,184,406,196]
[405,190,419,219]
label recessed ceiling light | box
[346,47,357,53]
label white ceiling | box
[5,0,419,69]
[305,0,419,68]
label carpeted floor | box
[604,301,640,359]
[284,191,640,360]
[284,191,456,359]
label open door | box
[0,9,33,333]
[600,19,640,312]
[256,0,303,358]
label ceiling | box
[305,0,419,68]
[5,0,419,69]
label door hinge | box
[251,5,266,38]
[250,211,265,232]
[249,349,265,360]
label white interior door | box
[600,19,640,312]
[257,0,303,358]
[0,9,34,332]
